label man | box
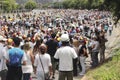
[46,33,58,78]
[99,32,108,63]
[5,37,27,80]
[91,36,100,68]
[0,35,7,80]
[54,33,78,80]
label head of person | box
[13,37,21,47]
[60,33,70,46]
[23,43,31,51]
[7,38,13,46]
[92,36,97,41]
[39,44,47,54]
[35,39,43,47]
[51,33,56,39]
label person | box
[33,39,43,55]
[78,40,88,75]
[54,33,78,80]
[34,44,53,80]
[72,39,79,76]
[99,32,108,63]
[0,35,7,80]
[46,33,58,78]
[91,36,100,68]
[108,22,113,36]
[5,37,27,80]
[22,42,34,80]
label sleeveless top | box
[22,51,33,73]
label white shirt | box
[54,46,78,71]
[22,51,33,73]
[0,43,7,71]
[34,53,52,73]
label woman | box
[78,40,88,76]
[34,44,52,80]
[22,43,34,80]
[33,39,43,56]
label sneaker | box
[79,73,85,76]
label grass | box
[85,49,120,80]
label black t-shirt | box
[79,45,87,56]
[46,39,58,57]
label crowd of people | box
[0,9,113,80]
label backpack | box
[9,49,23,67]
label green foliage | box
[25,0,37,9]
[86,49,120,80]
[0,0,17,11]
[52,2,63,9]
[104,0,120,24]
[61,0,104,9]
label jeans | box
[6,66,22,80]
[0,69,7,80]
[23,73,31,80]
[100,46,105,63]
[73,59,78,76]
[80,56,86,74]
[91,52,99,67]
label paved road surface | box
[32,70,83,80]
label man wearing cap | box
[0,35,7,80]
[54,33,78,80]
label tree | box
[104,0,120,24]
[25,0,37,10]
[0,0,17,12]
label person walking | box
[0,35,7,80]
[46,33,58,78]
[108,22,113,36]
[99,32,108,63]
[91,36,100,68]
[22,42,34,80]
[5,37,27,80]
[78,40,88,76]
[33,39,43,55]
[54,33,78,80]
[34,44,53,80]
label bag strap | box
[39,55,45,74]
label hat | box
[0,35,7,41]
[60,34,69,42]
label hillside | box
[16,0,63,4]
[81,25,120,80]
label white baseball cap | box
[60,34,69,42]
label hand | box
[49,71,53,76]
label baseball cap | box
[60,34,69,42]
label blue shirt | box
[8,48,24,67]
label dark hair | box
[51,33,56,39]
[13,37,21,46]
[62,41,69,46]
[33,39,43,54]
